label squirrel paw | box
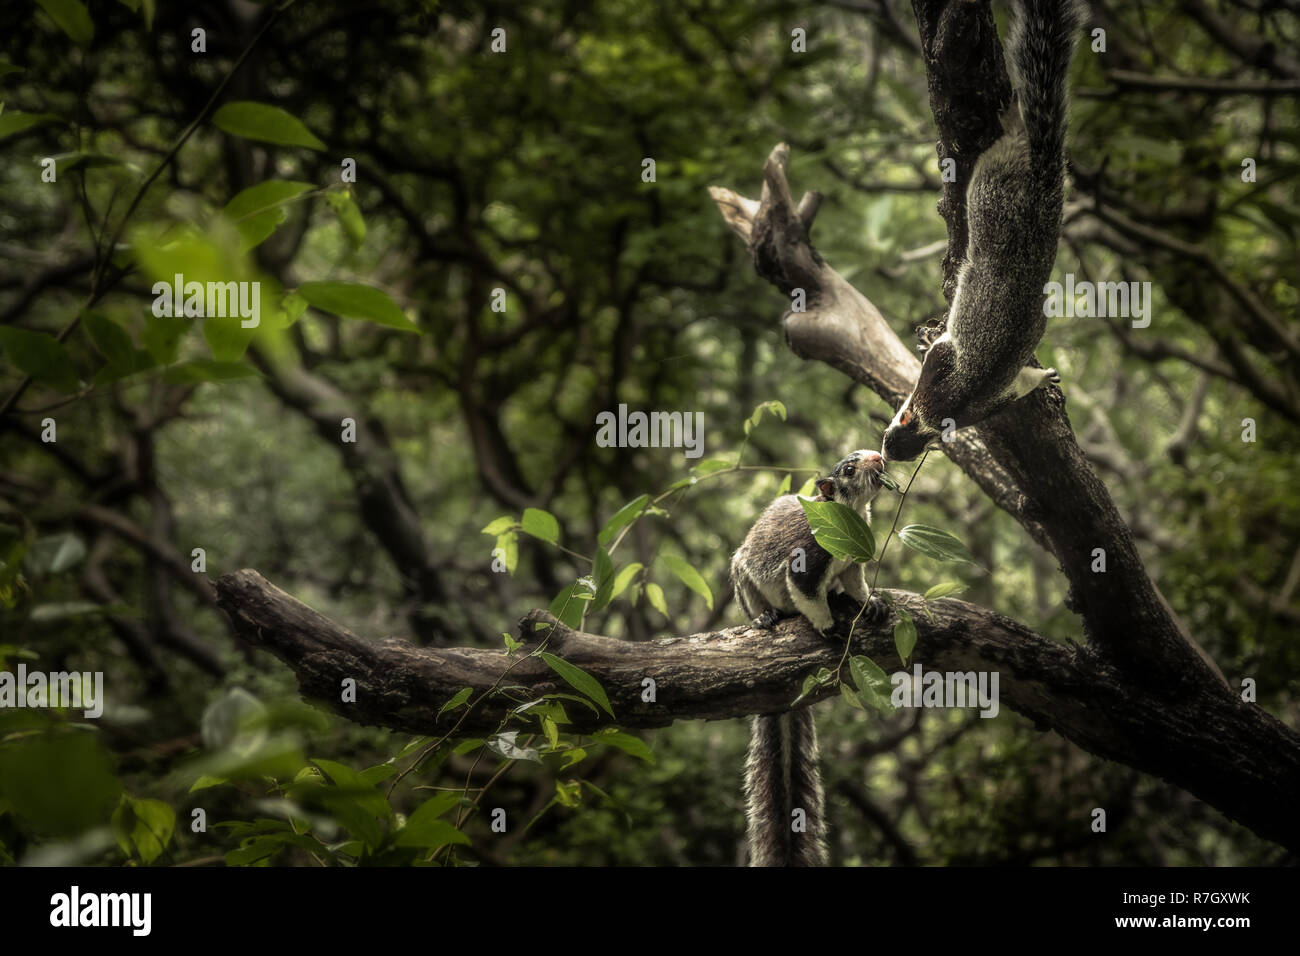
[1045,368,1061,385]
[829,591,888,626]
[752,608,789,629]
[914,322,944,354]
[864,594,889,626]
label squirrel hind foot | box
[914,321,944,354]
[864,594,888,626]
[753,608,789,629]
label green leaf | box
[554,779,582,808]
[83,311,135,367]
[129,223,260,361]
[660,554,713,610]
[798,497,875,562]
[161,360,259,384]
[394,815,468,850]
[405,791,462,823]
[0,63,24,78]
[297,281,418,332]
[609,562,642,601]
[121,797,174,864]
[592,729,654,763]
[923,581,967,600]
[0,732,121,835]
[34,0,94,46]
[777,473,792,496]
[494,531,518,575]
[212,101,325,151]
[539,651,614,718]
[189,774,227,793]
[0,111,58,140]
[437,687,472,719]
[644,581,668,618]
[541,715,559,750]
[878,471,901,492]
[849,655,893,712]
[792,672,822,706]
[394,793,468,850]
[543,692,599,716]
[480,516,515,535]
[597,494,649,547]
[0,326,79,393]
[590,545,616,612]
[520,508,560,544]
[142,313,187,365]
[897,525,977,564]
[744,399,786,435]
[548,580,592,630]
[690,458,732,476]
[849,654,889,693]
[893,608,917,665]
[279,291,308,327]
[326,189,366,249]
[839,682,865,710]
[222,180,315,253]
[307,758,392,821]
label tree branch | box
[215,568,1300,852]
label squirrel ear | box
[816,478,835,498]
[899,409,912,426]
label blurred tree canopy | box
[0,0,1296,866]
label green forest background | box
[0,0,1296,866]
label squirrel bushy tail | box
[745,711,828,866]
[1008,0,1087,181]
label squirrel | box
[882,0,1085,462]
[731,449,887,866]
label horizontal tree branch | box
[215,568,1300,852]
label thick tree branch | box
[215,568,1300,852]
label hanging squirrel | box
[882,0,1086,462]
[731,449,887,866]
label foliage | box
[0,0,1294,866]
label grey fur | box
[732,449,885,866]
[745,711,826,866]
[882,0,1086,462]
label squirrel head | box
[882,340,956,461]
[814,449,885,511]
[881,401,940,462]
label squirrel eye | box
[899,409,912,426]
[844,465,855,477]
